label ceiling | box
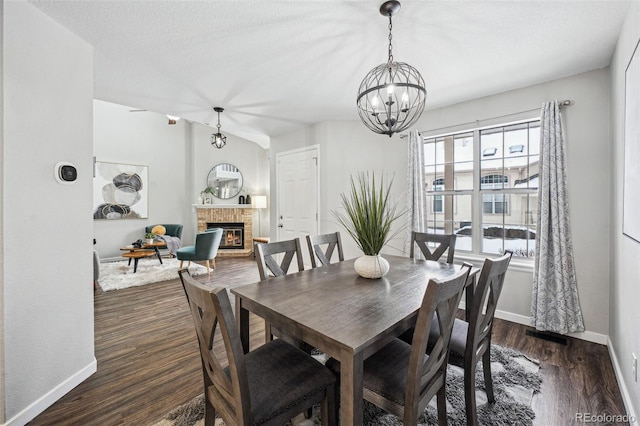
[30,0,631,148]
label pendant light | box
[211,107,227,149]
[356,1,426,137]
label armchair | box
[176,228,223,276]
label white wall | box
[609,1,640,418]
[2,2,95,424]
[93,101,270,258]
[271,68,611,343]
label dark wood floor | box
[29,256,628,425]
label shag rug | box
[154,345,541,426]
[98,257,208,291]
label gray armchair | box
[176,228,223,276]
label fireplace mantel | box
[195,206,253,257]
[192,204,254,209]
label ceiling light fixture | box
[166,114,180,125]
[211,107,227,149]
[356,0,426,137]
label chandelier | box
[211,107,227,149]
[356,1,426,137]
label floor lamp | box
[252,195,267,237]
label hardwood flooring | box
[28,256,628,425]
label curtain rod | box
[399,99,572,139]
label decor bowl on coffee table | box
[332,172,403,279]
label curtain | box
[531,101,584,334]
[404,130,427,259]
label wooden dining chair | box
[306,232,345,268]
[178,269,337,426]
[255,238,305,280]
[255,238,308,348]
[328,265,471,425]
[410,231,457,263]
[428,251,513,426]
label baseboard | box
[4,358,97,426]
[607,337,638,421]
[457,303,609,345]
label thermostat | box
[54,162,78,184]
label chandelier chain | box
[387,15,394,66]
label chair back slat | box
[256,238,304,280]
[468,251,512,354]
[406,265,471,410]
[410,231,457,263]
[306,232,345,267]
[178,269,252,425]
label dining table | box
[231,254,479,426]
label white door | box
[276,146,319,265]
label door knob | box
[278,223,284,228]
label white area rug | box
[98,257,208,292]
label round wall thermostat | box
[55,162,78,184]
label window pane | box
[435,140,445,164]
[483,192,537,257]
[454,135,474,162]
[454,162,473,190]
[480,130,503,158]
[481,159,503,175]
[425,141,436,165]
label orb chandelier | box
[211,107,227,149]
[356,0,426,137]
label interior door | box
[276,146,319,265]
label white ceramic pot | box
[354,254,390,279]
[146,238,154,245]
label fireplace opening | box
[207,222,244,249]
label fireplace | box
[208,222,244,250]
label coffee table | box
[120,241,167,265]
[120,250,156,273]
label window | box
[481,174,509,214]
[432,178,444,213]
[422,120,539,258]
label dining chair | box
[178,269,337,426]
[306,232,345,268]
[328,265,471,425]
[410,231,457,263]
[255,238,308,347]
[255,238,305,280]
[428,251,513,426]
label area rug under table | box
[98,258,208,292]
[155,345,541,426]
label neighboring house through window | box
[422,120,539,258]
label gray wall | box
[271,68,612,345]
[610,1,640,418]
[2,2,95,423]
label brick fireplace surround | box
[195,205,253,257]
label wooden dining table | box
[231,254,479,426]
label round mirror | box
[206,163,243,199]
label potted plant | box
[332,172,404,278]
[144,232,155,245]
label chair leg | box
[179,260,184,269]
[482,348,495,403]
[464,355,479,426]
[320,384,336,426]
[211,258,216,269]
[204,395,216,426]
[205,260,211,277]
[436,384,448,426]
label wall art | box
[93,161,149,219]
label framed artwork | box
[623,38,640,242]
[93,161,149,219]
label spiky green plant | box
[332,172,404,256]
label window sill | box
[454,252,534,274]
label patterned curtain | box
[404,131,427,259]
[531,101,585,334]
